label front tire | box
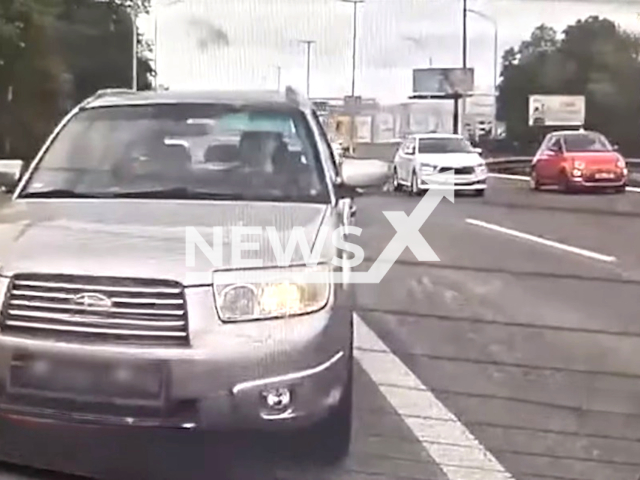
[410,170,422,196]
[392,167,402,192]
[559,171,573,193]
[529,169,541,190]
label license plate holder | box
[595,172,615,179]
[7,353,166,405]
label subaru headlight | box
[213,265,331,322]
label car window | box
[20,103,331,203]
[562,133,612,152]
[418,137,475,154]
[402,139,416,155]
[547,136,563,152]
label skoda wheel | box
[392,167,402,192]
[410,170,422,196]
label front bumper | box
[568,171,627,188]
[0,279,353,432]
[417,172,488,190]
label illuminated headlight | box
[475,163,488,174]
[420,164,436,174]
[213,265,331,322]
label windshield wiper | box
[20,189,105,199]
[109,187,250,200]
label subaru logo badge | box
[72,293,112,310]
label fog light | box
[262,387,292,410]
[572,169,582,177]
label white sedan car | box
[391,133,488,197]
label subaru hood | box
[0,199,330,286]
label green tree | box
[52,0,154,106]
[497,16,640,155]
[0,0,63,157]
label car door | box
[536,136,562,181]
[398,138,417,183]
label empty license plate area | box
[594,172,615,179]
[8,352,166,404]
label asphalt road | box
[2,176,640,479]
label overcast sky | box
[140,0,640,103]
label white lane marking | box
[488,173,529,181]
[465,218,617,263]
[626,186,640,192]
[354,314,515,480]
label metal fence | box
[349,141,640,185]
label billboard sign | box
[528,95,585,126]
[412,68,474,95]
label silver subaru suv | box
[0,88,387,465]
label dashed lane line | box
[465,218,617,263]
[354,314,515,480]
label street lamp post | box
[132,8,138,90]
[466,8,498,135]
[154,0,183,89]
[298,40,316,97]
[340,0,364,154]
[459,0,468,135]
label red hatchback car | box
[530,130,627,193]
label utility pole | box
[132,9,137,90]
[459,0,468,135]
[340,0,364,154]
[153,0,183,89]
[298,40,316,97]
[276,65,282,90]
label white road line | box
[354,314,515,480]
[465,218,617,263]
[626,186,640,192]
[488,173,529,181]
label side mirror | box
[340,158,390,190]
[613,145,620,151]
[0,159,24,193]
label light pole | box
[340,0,364,154]
[132,8,138,90]
[276,65,282,90]
[298,40,316,97]
[154,0,183,89]
[466,8,498,135]
[460,0,468,135]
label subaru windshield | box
[19,103,331,203]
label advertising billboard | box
[528,95,585,126]
[412,68,474,95]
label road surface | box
[1,176,640,479]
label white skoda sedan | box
[391,133,488,197]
